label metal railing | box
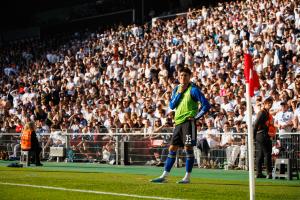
[0,130,299,171]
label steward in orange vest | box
[21,129,32,151]
[21,122,43,166]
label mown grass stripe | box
[0,182,185,200]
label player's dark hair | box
[179,67,192,75]
[263,97,273,104]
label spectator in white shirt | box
[220,122,240,169]
[274,101,294,137]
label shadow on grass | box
[0,169,104,174]
[193,181,300,188]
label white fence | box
[1,130,299,170]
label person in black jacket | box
[253,97,273,179]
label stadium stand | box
[0,0,300,170]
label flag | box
[249,68,260,97]
[244,53,260,97]
[243,54,252,83]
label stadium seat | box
[272,158,299,180]
[49,147,65,162]
[20,150,30,167]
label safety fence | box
[0,130,299,171]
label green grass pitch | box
[0,161,299,200]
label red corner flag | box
[244,53,260,97]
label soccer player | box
[151,67,211,183]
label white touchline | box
[0,182,186,200]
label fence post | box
[120,136,130,165]
[115,133,119,166]
[65,132,69,162]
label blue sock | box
[186,150,194,173]
[164,150,177,172]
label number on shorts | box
[185,135,191,144]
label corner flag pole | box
[246,74,255,200]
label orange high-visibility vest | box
[266,114,276,138]
[21,130,32,150]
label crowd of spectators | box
[0,0,300,166]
